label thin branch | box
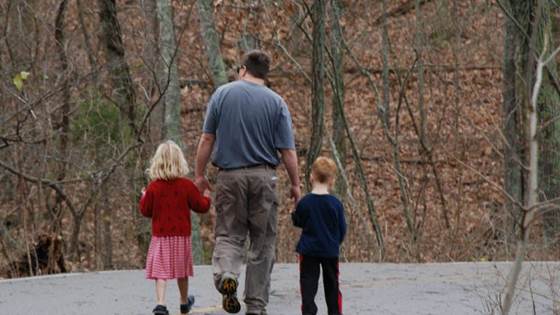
[273,36,312,84]
[372,0,434,27]
[0,159,78,215]
[1,70,98,126]
[451,156,525,211]
[329,136,356,205]
[543,42,560,66]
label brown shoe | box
[219,276,241,313]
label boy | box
[292,157,346,315]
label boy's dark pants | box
[299,255,342,315]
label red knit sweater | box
[139,178,210,237]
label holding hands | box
[195,176,212,199]
[203,188,211,198]
[290,184,301,207]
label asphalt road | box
[0,262,558,315]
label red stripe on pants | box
[337,261,343,314]
[299,255,303,314]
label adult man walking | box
[194,50,300,315]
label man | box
[195,50,301,315]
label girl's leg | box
[177,277,189,304]
[156,279,167,305]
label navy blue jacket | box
[292,193,347,257]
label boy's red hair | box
[311,157,337,183]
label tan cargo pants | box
[212,166,278,314]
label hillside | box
[1,0,558,277]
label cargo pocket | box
[214,173,239,237]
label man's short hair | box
[241,50,271,79]
[311,157,337,183]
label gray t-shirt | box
[202,80,295,169]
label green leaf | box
[13,71,30,91]
[13,74,23,91]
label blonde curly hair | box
[147,140,189,180]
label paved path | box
[0,262,558,315]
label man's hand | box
[289,184,301,207]
[195,133,215,181]
[195,176,211,192]
[280,149,301,207]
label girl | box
[140,140,211,315]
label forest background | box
[1,0,559,278]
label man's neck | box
[311,183,330,195]
[242,76,265,86]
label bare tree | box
[98,0,137,134]
[305,0,326,190]
[500,0,529,247]
[196,0,228,87]
[95,0,139,264]
[329,0,346,198]
[500,0,560,312]
[379,0,423,245]
[536,0,560,246]
[156,0,181,145]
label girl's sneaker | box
[152,304,169,315]
[180,295,195,314]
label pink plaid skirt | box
[145,236,194,280]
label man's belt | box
[217,163,276,172]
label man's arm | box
[280,148,301,206]
[194,133,215,191]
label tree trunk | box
[196,0,228,88]
[501,0,559,246]
[54,0,70,211]
[98,0,137,135]
[143,0,164,142]
[102,189,113,269]
[330,0,346,198]
[156,0,204,264]
[54,0,72,261]
[156,0,181,144]
[94,198,101,269]
[194,0,229,264]
[537,1,560,245]
[76,0,98,81]
[98,0,143,266]
[4,0,39,71]
[132,0,160,265]
[70,213,84,258]
[305,0,326,190]
[502,1,550,313]
[414,0,427,144]
[502,0,532,244]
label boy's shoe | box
[152,304,169,315]
[219,276,241,313]
[180,295,195,314]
